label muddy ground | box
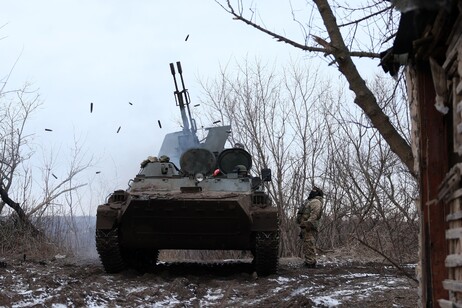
[0,253,418,308]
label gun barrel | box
[169,62,190,131]
[176,62,196,134]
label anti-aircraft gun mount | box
[95,61,279,276]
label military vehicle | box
[95,62,279,276]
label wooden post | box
[417,63,449,306]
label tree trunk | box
[0,186,40,236]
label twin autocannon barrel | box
[170,61,197,135]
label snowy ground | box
[0,255,418,307]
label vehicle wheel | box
[253,231,279,276]
[95,228,126,273]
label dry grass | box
[0,216,60,260]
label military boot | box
[304,262,316,268]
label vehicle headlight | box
[195,173,205,182]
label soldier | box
[296,186,324,268]
[234,142,245,149]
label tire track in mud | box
[0,257,418,307]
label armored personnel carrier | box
[95,62,279,276]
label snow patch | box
[313,295,341,307]
[200,288,224,305]
[270,276,296,284]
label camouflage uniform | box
[296,195,323,267]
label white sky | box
[1,1,382,214]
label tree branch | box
[313,0,415,177]
[220,0,380,59]
[354,236,418,284]
[218,0,415,177]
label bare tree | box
[216,0,415,177]
[199,59,417,265]
[200,59,332,256]
[0,82,91,233]
[28,138,91,217]
[319,76,418,263]
[0,84,40,229]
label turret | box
[158,62,231,166]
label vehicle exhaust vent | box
[111,190,127,202]
[252,193,267,206]
[181,186,202,193]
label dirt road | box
[0,255,418,307]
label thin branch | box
[219,0,380,59]
[354,236,418,284]
[338,6,391,28]
[0,48,23,95]
[28,183,87,217]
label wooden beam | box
[438,298,462,308]
[445,254,462,267]
[446,228,462,239]
[416,63,449,306]
[443,279,462,292]
[447,211,462,222]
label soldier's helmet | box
[309,186,324,199]
[233,164,248,176]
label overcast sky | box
[1,1,382,214]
